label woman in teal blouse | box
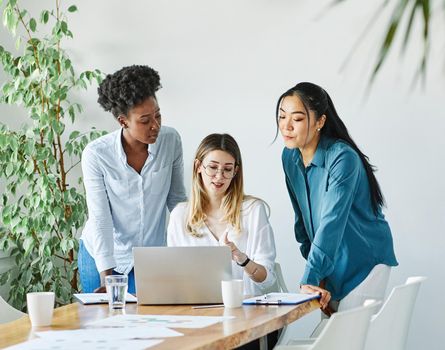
[276,82,398,315]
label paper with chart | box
[4,338,163,350]
[87,314,234,329]
[35,326,182,340]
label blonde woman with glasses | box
[167,133,277,297]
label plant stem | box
[66,160,81,174]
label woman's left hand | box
[300,284,331,310]
[222,231,248,264]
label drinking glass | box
[105,275,128,310]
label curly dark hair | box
[97,65,162,118]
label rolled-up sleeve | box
[301,149,360,286]
[81,146,116,272]
[166,131,187,212]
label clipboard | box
[243,292,320,305]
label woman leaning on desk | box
[276,82,398,315]
[78,65,187,294]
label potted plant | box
[0,0,104,310]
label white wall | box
[1,0,443,348]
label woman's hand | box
[94,269,114,293]
[221,232,267,283]
[222,231,247,264]
[300,284,331,311]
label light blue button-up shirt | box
[80,126,187,274]
[282,136,398,300]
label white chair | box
[364,276,426,350]
[0,294,26,323]
[274,300,381,350]
[275,262,289,293]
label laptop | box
[133,246,232,305]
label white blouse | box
[167,198,278,296]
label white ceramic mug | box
[221,279,244,308]
[26,292,55,327]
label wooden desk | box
[0,300,319,349]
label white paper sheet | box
[35,326,182,340]
[73,293,137,304]
[87,314,233,329]
[5,338,163,350]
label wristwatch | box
[236,256,250,267]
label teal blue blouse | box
[282,136,398,300]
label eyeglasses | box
[201,163,236,179]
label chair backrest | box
[309,300,381,350]
[364,276,426,350]
[0,294,26,324]
[274,262,289,293]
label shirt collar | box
[290,135,332,168]
[115,128,127,161]
[311,136,335,167]
[114,128,157,162]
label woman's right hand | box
[300,284,331,310]
[94,269,114,293]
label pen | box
[192,304,225,309]
[254,300,282,305]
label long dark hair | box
[275,82,385,213]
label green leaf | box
[3,6,11,28]
[23,237,34,255]
[0,134,6,148]
[53,206,62,218]
[29,18,37,32]
[5,6,18,35]
[60,20,68,34]
[5,163,13,177]
[67,5,77,13]
[0,271,11,286]
[69,130,80,140]
[15,36,21,50]
[44,245,51,257]
[40,10,49,24]
[25,159,34,175]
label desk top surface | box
[0,300,319,349]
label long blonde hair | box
[186,134,245,235]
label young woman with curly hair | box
[78,65,187,293]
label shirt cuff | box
[300,265,322,287]
[95,255,116,273]
[253,264,276,291]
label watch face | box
[238,257,250,267]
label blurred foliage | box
[334,0,433,84]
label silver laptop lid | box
[133,246,232,305]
